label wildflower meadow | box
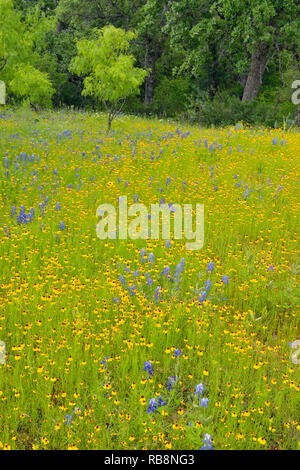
[0,108,299,451]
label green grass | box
[0,107,299,450]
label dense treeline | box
[1,0,300,126]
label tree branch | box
[0,58,7,72]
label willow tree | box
[70,25,148,133]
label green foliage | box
[186,90,298,127]
[70,25,148,132]
[3,0,299,125]
[0,0,54,107]
[165,0,300,102]
[153,77,190,116]
[35,29,89,108]
[9,64,54,108]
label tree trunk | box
[242,43,269,102]
[106,113,113,135]
[144,40,155,105]
[56,20,64,34]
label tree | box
[165,0,300,103]
[0,0,54,107]
[70,25,148,133]
[55,0,162,105]
[136,0,169,105]
[209,0,300,102]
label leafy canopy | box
[70,25,148,105]
[0,0,54,106]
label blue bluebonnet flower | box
[17,207,29,225]
[167,376,176,391]
[165,240,171,248]
[162,266,170,278]
[173,348,182,357]
[147,396,166,413]
[204,279,212,291]
[4,226,11,238]
[244,188,249,199]
[198,290,207,304]
[173,269,181,283]
[155,286,162,302]
[194,383,205,397]
[140,248,146,261]
[157,396,167,407]
[148,253,154,264]
[206,262,214,273]
[143,360,154,377]
[28,208,35,222]
[174,259,185,281]
[119,274,126,285]
[100,357,109,368]
[200,397,209,408]
[147,398,158,413]
[59,221,65,231]
[221,275,229,284]
[200,434,214,450]
[129,284,136,296]
[63,413,73,425]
